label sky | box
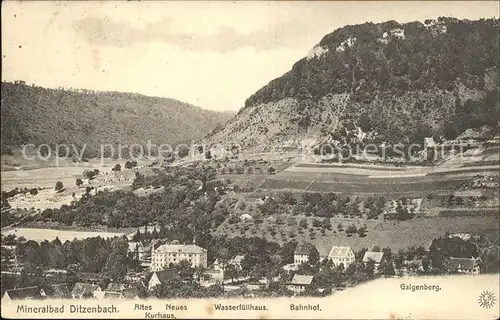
[2,1,499,111]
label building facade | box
[294,243,317,265]
[287,275,314,294]
[151,244,208,271]
[328,246,355,267]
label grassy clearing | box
[1,227,127,242]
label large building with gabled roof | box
[2,286,45,302]
[151,243,207,271]
[328,246,355,267]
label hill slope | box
[1,82,233,156]
[206,18,499,154]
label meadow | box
[216,213,498,256]
[1,227,127,242]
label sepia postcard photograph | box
[1,1,499,319]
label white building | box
[228,255,245,270]
[294,243,317,265]
[328,246,355,267]
[151,244,208,271]
[148,270,178,291]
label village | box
[1,224,487,302]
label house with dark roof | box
[46,283,71,299]
[95,286,140,300]
[2,286,45,302]
[148,269,178,291]
[201,268,224,287]
[286,274,314,294]
[448,257,480,275]
[294,243,317,265]
[103,292,124,300]
[71,283,100,299]
[106,283,126,292]
[121,287,140,300]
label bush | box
[357,227,367,237]
[312,219,321,228]
[177,145,190,158]
[55,181,64,192]
[299,218,308,228]
[125,161,138,169]
[345,225,357,234]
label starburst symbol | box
[478,290,496,309]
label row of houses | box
[2,282,140,303]
[4,239,482,301]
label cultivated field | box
[257,162,499,196]
[1,152,155,190]
[1,154,157,210]
[216,160,500,255]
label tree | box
[278,240,298,265]
[125,161,138,169]
[175,260,195,280]
[357,112,372,132]
[378,261,395,275]
[346,225,357,235]
[357,227,367,237]
[224,264,239,283]
[85,186,92,195]
[268,167,276,175]
[29,188,38,196]
[75,178,83,187]
[364,259,376,277]
[112,164,121,172]
[299,218,308,229]
[308,246,320,265]
[312,219,321,228]
[204,150,212,160]
[55,181,64,192]
[177,145,190,158]
[321,218,332,230]
[132,229,142,242]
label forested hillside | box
[207,18,499,151]
[1,82,233,156]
